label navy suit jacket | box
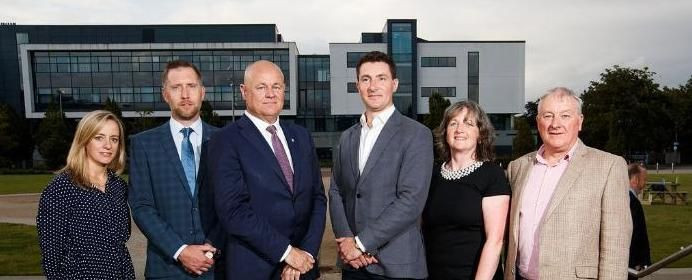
[208,116,326,280]
[629,191,651,268]
[129,121,221,279]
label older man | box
[627,163,651,278]
[505,87,632,279]
[208,60,326,280]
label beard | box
[172,105,201,121]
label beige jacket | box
[505,140,632,279]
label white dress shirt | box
[244,111,294,171]
[169,117,203,260]
[355,105,396,252]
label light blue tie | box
[181,128,196,195]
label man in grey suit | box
[329,51,434,279]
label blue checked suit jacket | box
[207,116,327,280]
[129,121,222,279]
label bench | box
[646,191,688,205]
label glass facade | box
[421,56,456,67]
[421,87,456,97]
[296,55,332,132]
[30,49,291,112]
[346,52,368,68]
[1,24,281,114]
[488,113,512,131]
[468,52,479,103]
[387,20,417,117]
[346,82,358,93]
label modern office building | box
[0,19,524,157]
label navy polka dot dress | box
[37,170,135,279]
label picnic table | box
[643,180,688,205]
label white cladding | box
[328,43,386,115]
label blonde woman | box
[37,110,134,279]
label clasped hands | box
[281,247,315,280]
[178,244,217,276]
[336,237,378,269]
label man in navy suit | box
[208,60,326,280]
[129,60,222,279]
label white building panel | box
[329,43,386,115]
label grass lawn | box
[0,174,129,195]
[645,173,692,268]
[0,174,54,195]
[0,223,42,275]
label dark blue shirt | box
[37,171,135,279]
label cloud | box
[1,0,691,101]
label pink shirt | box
[517,144,578,280]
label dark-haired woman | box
[423,101,510,280]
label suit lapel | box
[238,116,292,192]
[349,124,362,181]
[158,123,194,201]
[359,111,402,181]
[542,141,588,222]
[195,122,213,198]
[282,121,300,194]
[511,153,535,243]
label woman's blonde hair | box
[58,110,126,188]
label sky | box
[2,0,691,102]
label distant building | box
[1,19,524,158]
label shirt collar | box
[244,110,280,132]
[535,140,579,166]
[169,117,203,136]
[360,105,396,128]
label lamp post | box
[56,89,64,118]
[230,82,235,122]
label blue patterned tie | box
[181,128,196,195]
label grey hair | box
[537,87,583,114]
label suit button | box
[356,193,361,198]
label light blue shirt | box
[169,117,203,173]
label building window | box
[421,87,456,97]
[488,114,511,130]
[29,49,292,112]
[421,57,456,67]
[468,52,479,102]
[347,52,368,68]
[347,82,358,93]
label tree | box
[0,103,33,168]
[580,65,671,156]
[200,101,224,127]
[102,98,123,120]
[424,93,451,130]
[35,103,72,169]
[664,75,692,163]
[512,116,535,159]
[129,109,158,136]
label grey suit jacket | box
[329,110,434,279]
[504,140,632,280]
